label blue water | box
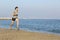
[0,19,60,34]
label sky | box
[0,0,60,19]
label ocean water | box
[0,19,60,34]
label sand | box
[0,28,60,40]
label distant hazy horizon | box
[0,0,60,19]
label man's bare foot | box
[15,27,19,30]
[9,27,12,30]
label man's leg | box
[9,21,14,29]
[16,18,19,30]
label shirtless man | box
[10,6,19,30]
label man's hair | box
[15,6,18,10]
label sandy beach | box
[0,28,60,40]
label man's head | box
[15,6,18,11]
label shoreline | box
[0,28,60,40]
[0,27,60,36]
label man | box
[10,6,19,30]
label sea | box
[0,19,60,35]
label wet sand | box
[0,28,60,40]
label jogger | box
[10,6,19,30]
